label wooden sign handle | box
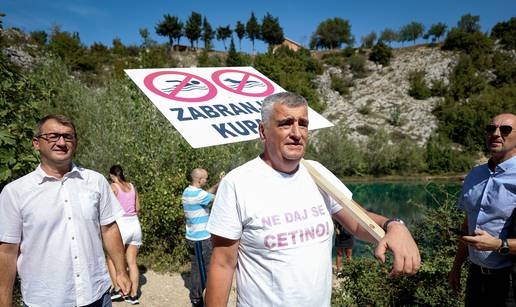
[301,159,385,242]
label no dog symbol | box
[143,71,217,103]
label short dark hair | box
[261,92,308,127]
[109,165,126,182]
[35,114,77,137]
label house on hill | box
[273,38,304,53]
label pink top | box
[113,183,137,217]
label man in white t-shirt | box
[0,115,130,307]
[205,92,420,307]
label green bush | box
[369,41,392,66]
[425,134,475,173]
[333,190,467,306]
[347,54,368,78]
[330,74,352,96]
[430,79,448,97]
[447,55,486,100]
[442,28,493,55]
[408,69,431,100]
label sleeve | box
[0,185,22,243]
[206,177,243,240]
[98,176,122,225]
[198,189,215,206]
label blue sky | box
[2,0,514,53]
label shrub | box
[442,28,493,55]
[369,41,392,66]
[333,190,467,306]
[330,74,352,96]
[447,55,486,100]
[347,54,368,78]
[408,69,431,100]
[430,79,448,97]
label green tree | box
[399,22,425,45]
[185,11,202,48]
[0,12,5,29]
[30,30,48,45]
[202,17,214,49]
[216,25,232,50]
[310,17,353,49]
[369,40,392,66]
[139,28,156,47]
[458,13,481,33]
[155,14,183,47]
[491,17,516,49]
[261,12,284,47]
[235,21,246,51]
[361,31,377,48]
[408,70,431,99]
[246,12,261,54]
[226,38,244,66]
[379,28,399,46]
[48,26,86,69]
[426,22,448,43]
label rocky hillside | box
[315,46,457,147]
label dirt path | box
[113,269,237,307]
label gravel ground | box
[113,269,237,307]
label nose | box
[290,123,302,139]
[56,135,67,145]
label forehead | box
[40,119,75,133]
[491,114,516,126]
[271,103,308,119]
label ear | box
[259,122,266,144]
[32,137,40,151]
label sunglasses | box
[485,125,513,135]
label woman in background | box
[107,165,142,305]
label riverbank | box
[341,173,466,183]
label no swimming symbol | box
[143,69,275,103]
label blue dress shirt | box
[459,156,516,269]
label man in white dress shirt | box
[0,114,130,307]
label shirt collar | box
[494,155,516,173]
[35,163,84,184]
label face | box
[259,103,309,173]
[485,114,516,163]
[33,119,77,169]
[199,170,208,187]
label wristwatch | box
[498,239,510,256]
[382,218,405,232]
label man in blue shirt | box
[182,168,222,307]
[449,113,516,306]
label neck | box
[260,153,299,174]
[40,161,72,179]
[490,152,516,170]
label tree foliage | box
[399,22,425,45]
[246,12,261,53]
[458,13,481,33]
[216,25,232,50]
[235,21,246,51]
[226,38,244,67]
[202,17,214,49]
[361,31,377,49]
[185,11,202,48]
[491,17,516,49]
[155,14,183,46]
[30,30,48,45]
[310,18,353,50]
[369,40,392,66]
[379,28,399,46]
[426,22,448,43]
[260,12,284,46]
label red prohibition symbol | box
[143,71,217,103]
[211,69,275,97]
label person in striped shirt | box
[182,168,223,307]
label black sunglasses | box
[485,125,513,135]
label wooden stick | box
[301,159,385,241]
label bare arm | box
[205,235,239,307]
[135,188,140,215]
[206,172,225,194]
[0,242,18,306]
[448,217,469,292]
[101,222,131,295]
[333,202,420,276]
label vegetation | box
[216,25,232,50]
[369,41,392,66]
[246,12,261,53]
[310,18,353,49]
[261,12,284,47]
[155,14,183,47]
[185,11,202,48]
[202,17,214,49]
[332,193,467,306]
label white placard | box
[125,67,333,148]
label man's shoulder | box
[225,157,261,178]
[2,168,39,193]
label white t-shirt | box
[0,164,122,307]
[207,157,351,307]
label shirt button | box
[72,236,75,240]
[74,256,78,259]
[68,217,71,220]
[76,274,80,277]
[65,200,68,203]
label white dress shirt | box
[0,164,122,307]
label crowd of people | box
[0,92,514,307]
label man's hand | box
[374,223,421,277]
[461,229,501,251]
[116,271,131,296]
[448,266,462,293]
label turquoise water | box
[333,181,462,258]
